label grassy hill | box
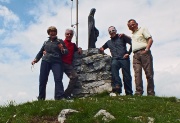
[0,92,180,123]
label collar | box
[110,34,118,40]
[64,38,72,43]
[48,36,58,41]
[132,27,141,34]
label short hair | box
[108,26,117,31]
[65,28,74,35]
[128,19,137,23]
[47,26,57,34]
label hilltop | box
[0,93,180,123]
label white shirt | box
[131,27,152,52]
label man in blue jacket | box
[100,26,133,95]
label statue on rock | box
[88,8,99,48]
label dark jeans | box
[38,60,64,100]
[111,58,133,95]
[63,63,78,97]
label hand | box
[31,59,37,65]
[118,33,124,38]
[123,54,129,59]
[99,47,104,53]
[43,50,46,55]
[78,47,82,55]
[99,47,104,51]
[141,49,148,54]
[58,43,64,51]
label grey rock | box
[87,48,101,56]
[93,61,106,71]
[58,109,79,123]
[94,109,115,122]
[72,49,112,97]
[73,59,82,66]
[82,57,94,64]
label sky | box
[0,0,180,106]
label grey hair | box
[108,26,116,30]
[65,28,74,35]
[108,26,117,32]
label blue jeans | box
[38,60,64,100]
[111,58,133,95]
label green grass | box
[0,93,180,123]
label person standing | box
[62,28,82,98]
[127,19,155,96]
[100,26,133,95]
[31,26,68,100]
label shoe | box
[147,91,155,96]
[37,96,45,101]
[134,92,142,96]
[112,88,117,93]
[126,93,133,96]
[113,85,122,93]
[147,93,155,96]
[64,96,74,100]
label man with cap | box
[100,26,133,95]
[31,26,68,100]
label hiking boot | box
[64,95,74,100]
[134,92,142,96]
[112,85,121,91]
[37,96,45,101]
[147,93,155,96]
[126,93,133,96]
[112,88,117,93]
[147,91,155,96]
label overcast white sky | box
[0,0,180,106]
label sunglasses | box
[109,30,116,34]
[66,33,73,36]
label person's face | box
[108,27,116,38]
[128,20,138,32]
[65,30,74,41]
[49,30,57,38]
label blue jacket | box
[35,37,68,63]
[102,34,132,59]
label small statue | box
[88,8,99,48]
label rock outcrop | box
[72,48,112,97]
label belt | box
[112,57,126,60]
[133,48,146,53]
